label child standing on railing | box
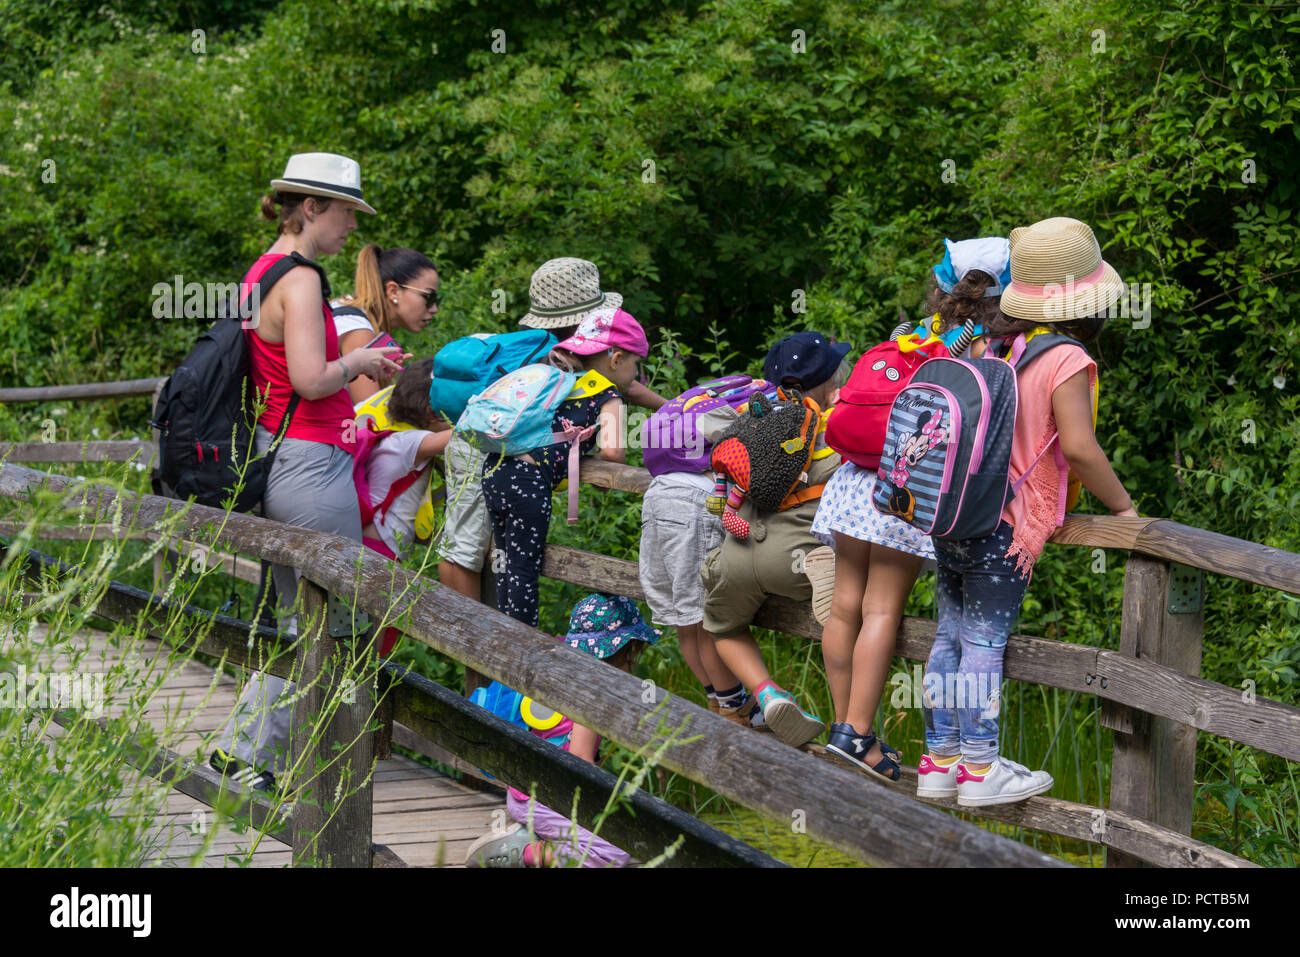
[917,217,1138,807]
[479,307,649,627]
[811,237,1007,781]
[702,332,850,747]
[463,593,657,867]
[639,374,780,730]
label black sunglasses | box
[399,283,441,307]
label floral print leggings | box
[923,521,1030,764]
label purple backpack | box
[872,333,1085,541]
[641,375,777,476]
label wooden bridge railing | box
[4,379,1298,868]
[0,461,1068,868]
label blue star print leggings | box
[481,456,554,628]
[922,521,1030,764]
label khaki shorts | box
[435,433,493,571]
[639,478,724,627]
[699,509,819,638]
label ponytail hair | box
[923,269,1006,334]
[261,191,333,236]
[352,244,438,333]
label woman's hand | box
[1111,506,1140,518]
[349,346,408,381]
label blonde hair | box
[826,357,851,392]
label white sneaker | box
[916,753,960,799]
[956,756,1053,807]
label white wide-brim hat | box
[270,152,377,215]
[999,217,1125,322]
[518,257,623,330]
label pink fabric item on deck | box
[506,789,630,868]
[1000,345,1096,577]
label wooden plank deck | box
[8,622,505,868]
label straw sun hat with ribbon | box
[270,152,377,215]
[999,217,1125,323]
[517,257,623,330]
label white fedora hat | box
[518,257,623,330]
[999,217,1124,322]
[270,152,377,215]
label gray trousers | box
[216,426,361,774]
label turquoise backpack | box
[455,362,577,455]
[456,364,612,523]
[430,329,557,422]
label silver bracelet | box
[338,357,353,383]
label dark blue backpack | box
[429,329,557,422]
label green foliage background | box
[2,0,1298,864]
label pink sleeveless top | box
[1001,345,1097,577]
[243,253,356,450]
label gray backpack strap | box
[1003,331,1089,370]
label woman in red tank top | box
[213,152,402,792]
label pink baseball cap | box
[554,306,649,357]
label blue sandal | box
[825,723,902,782]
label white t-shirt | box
[331,300,376,339]
[365,429,435,556]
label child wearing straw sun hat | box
[480,306,651,628]
[917,217,1138,808]
[518,257,669,411]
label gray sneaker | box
[464,823,532,868]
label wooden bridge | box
[2,376,1298,867]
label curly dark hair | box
[922,268,1007,334]
[386,358,450,430]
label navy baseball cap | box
[763,332,852,390]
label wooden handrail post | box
[290,580,375,868]
[1104,555,1205,867]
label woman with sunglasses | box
[333,244,440,403]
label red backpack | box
[825,319,973,471]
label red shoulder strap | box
[373,465,429,524]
